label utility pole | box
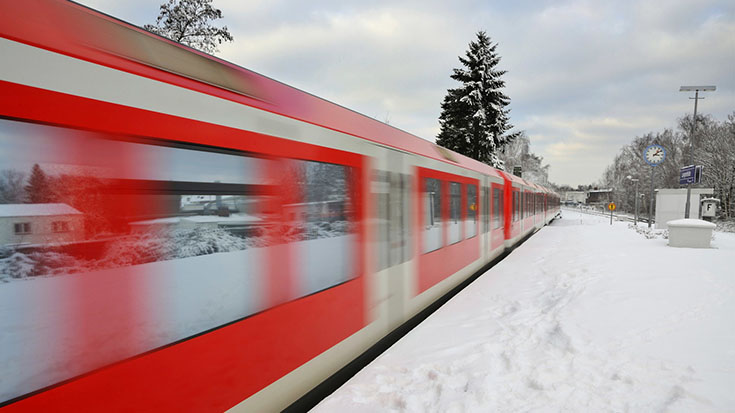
[627,175,639,225]
[679,85,715,218]
[649,166,654,228]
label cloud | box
[72,0,735,187]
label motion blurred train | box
[0,1,559,411]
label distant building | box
[586,189,613,206]
[0,203,84,246]
[563,191,587,204]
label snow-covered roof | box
[0,203,82,217]
[666,219,717,229]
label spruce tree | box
[436,31,519,167]
[24,164,54,203]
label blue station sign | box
[679,165,702,185]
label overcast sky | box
[75,0,734,186]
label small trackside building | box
[0,203,84,246]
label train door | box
[371,149,412,330]
[489,178,505,251]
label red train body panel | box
[0,1,559,411]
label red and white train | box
[0,1,559,411]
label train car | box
[0,1,559,411]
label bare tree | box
[499,132,549,185]
[0,169,26,203]
[598,112,735,218]
[694,112,735,217]
[144,0,234,54]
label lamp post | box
[679,85,715,218]
[627,175,639,225]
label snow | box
[0,203,82,217]
[130,213,263,226]
[315,209,735,412]
[667,218,717,229]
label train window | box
[536,194,546,214]
[0,118,276,403]
[374,171,390,271]
[422,178,442,253]
[520,191,524,219]
[448,182,462,244]
[390,172,411,266]
[297,160,357,296]
[0,118,360,404]
[529,192,533,217]
[465,184,477,239]
[512,190,519,222]
[482,186,490,233]
[538,193,543,214]
[493,188,504,229]
[374,171,410,270]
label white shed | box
[0,203,84,246]
[654,188,714,229]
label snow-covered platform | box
[314,209,735,412]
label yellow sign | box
[608,202,616,211]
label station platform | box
[313,209,735,412]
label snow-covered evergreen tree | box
[436,31,519,167]
[24,164,54,203]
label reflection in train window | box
[292,160,356,296]
[465,184,477,239]
[374,171,410,271]
[493,188,504,229]
[512,190,520,222]
[422,178,442,253]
